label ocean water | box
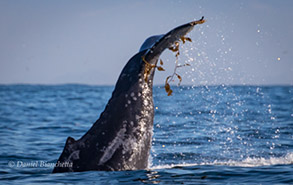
[0,84,292,184]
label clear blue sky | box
[0,0,292,85]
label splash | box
[149,152,293,169]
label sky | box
[0,0,292,85]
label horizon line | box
[0,83,292,87]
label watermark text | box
[8,160,73,168]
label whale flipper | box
[53,17,205,173]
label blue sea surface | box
[0,85,292,184]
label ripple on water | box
[0,85,292,184]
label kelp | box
[143,17,205,96]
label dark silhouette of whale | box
[53,17,205,173]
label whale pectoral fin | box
[145,17,205,61]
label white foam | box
[149,152,293,170]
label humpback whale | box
[53,17,205,173]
